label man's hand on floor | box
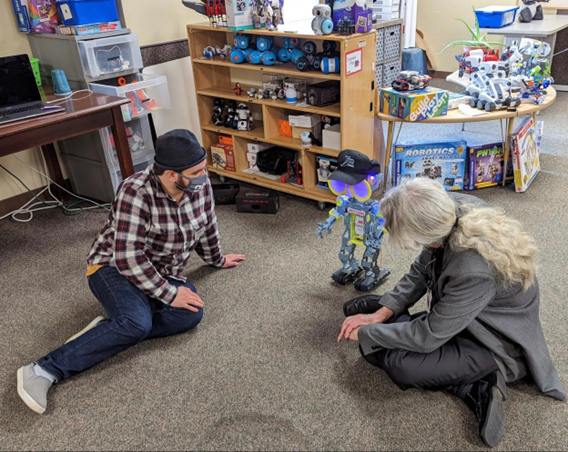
[171,286,204,312]
[222,254,246,268]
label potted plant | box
[439,7,505,54]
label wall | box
[416,0,516,72]
[0,1,50,203]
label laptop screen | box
[0,54,42,108]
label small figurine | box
[216,45,232,58]
[236,103,253,131]
[247,87,257,98]
[316,150,389,292]
[233,82,243,96]
[312,4,333,36]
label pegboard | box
[384,25,402,61]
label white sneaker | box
[64,316,105,344]
[17,364,53,414]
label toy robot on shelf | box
[236,103,253,131]
[216,44,232,58]
[281,156,302,185]
[337,19,355,36]
[247,87,257,98]
[212,98,225,126]
[223,99,238,128]
[262,0,284,31]
[519,0,549,23]
[316,150,390,292]
[312,4,333,35]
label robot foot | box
[353,268,390,292]
[332,266,363,285]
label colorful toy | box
[123,80,157,119]
[233,82,243,95]
[262,0,284,30]
[204,45,216,57]
[391,71,432,91]
[281,156,302,185]
[312,4,333,36]
[316,150,389,292]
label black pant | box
[361,311,499,390]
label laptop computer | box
[0,54,65,126]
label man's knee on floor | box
[182,307,203,331]
[382,353,421,390]
[118,316,153,343]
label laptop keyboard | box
[2,104,42,115]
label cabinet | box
[187,23,377,204]
[373,19,403,89]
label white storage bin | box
[384,25,402,60]
[373,0,400,5]
[78,33,143,78]
[101,115,154,166]
[89,73,171,122]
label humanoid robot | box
[316,150,390,292]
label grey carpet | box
[1,88,567,451]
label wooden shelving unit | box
[187,23,378,205]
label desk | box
[379,86,557,189]
[0,92,133,195]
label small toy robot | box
[236,103,253,131]
[234,83,243,96]
[519,0,549,23]
[312,4,333,35]
[391,71,432,91]
[316,150,390,292]
[418,158,442,179]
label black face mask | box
[175,170,208,194]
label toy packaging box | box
[380,87,450,122]
[226,0,253,30]
[510,116,541,193]
[465,142,513,190]
[211,144,236,172]
[394,140,467,191]
[12,0,59,34]
[316,155,338,189]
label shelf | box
[208,166,337,203]
[203,122,265,140]
[197,86,341,117]
[263,135,339,157]
[193,56,341,81]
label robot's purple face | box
[366,174,380,190]
[329,179,348,195]
[329,179,373,201]
[350,181,371,200]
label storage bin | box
[474,6,519,29]
[78,33,142,78]
[89,73,171,122]
[375,28,384,63]
[56,0,119,26]
[383,60,401,87]
[384,25,402,60]
[101,115,154,164]
[61,151,154,202]
[373,0,400,5]
[375,64,384,88]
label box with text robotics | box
[394,140,467,191]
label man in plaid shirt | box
[18,129,245,414]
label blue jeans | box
[37,266,203,382]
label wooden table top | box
[0,89,129,138]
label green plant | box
[439,7,505,54]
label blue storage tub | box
[56,0,119,26]
[475,6,519,29]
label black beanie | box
[154,129,207,171]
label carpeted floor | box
[1,88,567,451]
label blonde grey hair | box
[380,178,537,291]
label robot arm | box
[316,204,345,238]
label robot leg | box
[354,245,390,292]
[332,233,363,285]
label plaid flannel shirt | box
[86,166,225,304]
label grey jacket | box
[359,193,566,401]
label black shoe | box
[342,294,382,317]
[446,372,506,448]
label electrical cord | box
[0,152,110,222]
[45,89,94,104]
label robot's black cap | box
[154,129,207,172]
[330,149,381,185]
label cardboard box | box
[292,123,322,141]
[12,0,58,33]
[226,0,254,31]
[247,151,258,168]
[448,92,473,110]
[394,140,467,191]
[210,144,236,172]
[247,142,272,153]
[219,135,233,146]
[511,116,540,193]
[288,114,321,128]
[380,87,450,122]
[465,142,513,190]
[322,123,341,151]
[316,155,338,189]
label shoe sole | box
[64,316,105,344]
[480,386,505,447]
[17,367,45,415]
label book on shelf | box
[55,21,122,36]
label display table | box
[378,85,557,189]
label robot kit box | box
[510,116,541,193]
[465,142,513,190]
[316,155,338,189]
[211,144,235,172]
[379,87,449,122]
[394,140,467,191]
[226,0,253,30]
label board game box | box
[379,87,450,122]
[510,116,540,193]
[465,142,513,190]
[394,140,467,190]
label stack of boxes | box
[211,135,236,172]
[371,0,401,22]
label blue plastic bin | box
[475,6,519,29]
[56,0,119,26]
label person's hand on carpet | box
[222,254,246,268]
[171,286,204,312]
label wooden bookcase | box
[187,23,377,205]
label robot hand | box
[316,221,333,238]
